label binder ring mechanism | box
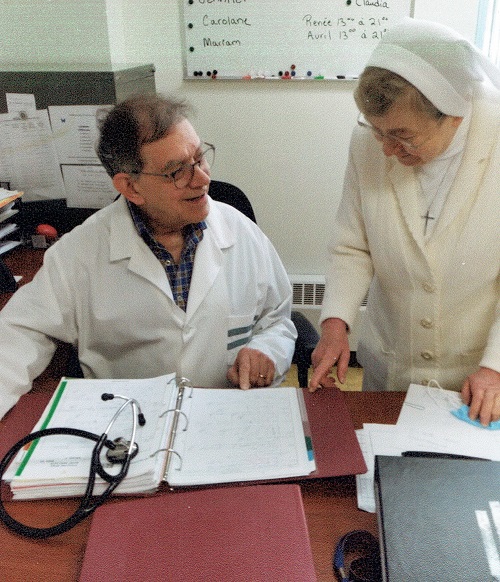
[150,376,194,472]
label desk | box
[302,392,404,581]
[0,247,406,581]
[0,374,405,582]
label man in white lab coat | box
[0,94,296,420]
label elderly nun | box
[311,18,500,427]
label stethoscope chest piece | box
[105,437,139,464]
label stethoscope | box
[0,393,145,539]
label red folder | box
[79,484,317,582]
[0,386,365,483]
[0,391,52,459]
[302,387,367,478]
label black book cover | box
[375,455,500,582]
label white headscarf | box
[366,17,500,116]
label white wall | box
[104,0,480,277]
[0,0,110,64]
[0,0,481,278]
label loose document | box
[356,384,500,512]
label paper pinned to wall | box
[48,105,112,165]
[61,165,117,209]
[6,93,36,115]
[0,110,66,201]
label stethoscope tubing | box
[0,396,141,539]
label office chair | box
[209,180,319,387]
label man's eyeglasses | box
[357,113,445,151]
[132,142,215,188]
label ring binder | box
[161,379,318,488]
[168,375,194,394]
[2,374,320,498]
[159,409,188,426]
[0,374,367,499]
[150,448,183,471]
[161,377,193,478]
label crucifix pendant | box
[421,210,435,234]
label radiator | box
[288,275,325,310]
[288,274,367,351]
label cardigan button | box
[421,350,434,360]
[420,318,433,329]
[422,282,436,293]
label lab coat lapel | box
[127,245,173,298]
[108,197,173,299]
[185,200,235,320]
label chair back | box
[208,180,257,223]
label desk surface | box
[0,377,405,582]
[0,247,406,581]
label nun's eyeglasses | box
[357,113,446,151]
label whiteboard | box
[181,0,414,80]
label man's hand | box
[461,367,500,426]
[309,318,350,392]
[227,347,276,389]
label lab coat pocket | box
[226,314,256,364]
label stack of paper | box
[356,384,500,512]
[0,188,23,211]
[3,375,179,499]
[0,189,23,255]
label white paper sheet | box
[48,105,111,165]
[61,164,117,208]
[6,93,37,114]
[168,387,315,486]
[397,385,500,460]
[0,110,66,201]
[355,384,500,513]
